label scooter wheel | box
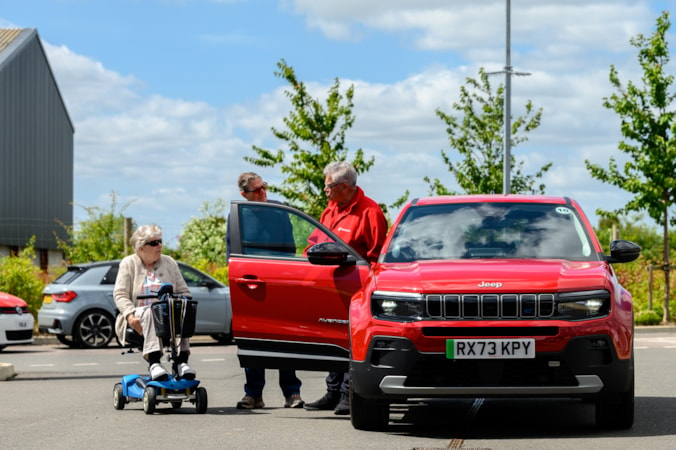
[195,387,207,414]
[143,387,156,414]
[113,383,126,410]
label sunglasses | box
[244,182,267,194]
[145,239,163,247]
[324,181,344,190]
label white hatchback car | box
[0,291,34,351]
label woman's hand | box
[127,314,142,334]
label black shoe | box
[334,395,350,415]
[304,392,340,411]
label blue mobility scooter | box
[113,283,208,414]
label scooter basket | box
[151,298,197,338]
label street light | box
[488,0,530,194]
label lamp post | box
[490,0,530,194]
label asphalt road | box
[1,329,676,449]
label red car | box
[0,291,34,351]
[227,195,640,431]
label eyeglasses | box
[244,182,267,194]
[145,239,163,247]
[324,181,344,190]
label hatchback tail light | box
[52,291,78,302]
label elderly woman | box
[114,224,196,380]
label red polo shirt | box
[317,186,388,264]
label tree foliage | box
[427,67,550,195]
[0,237,46,318]
[178,199,227,270]
[585,11,676,322]
[244,58,374,219]
[56,191,133,263]
[595,214,666,263]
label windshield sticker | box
[555,207,572,215]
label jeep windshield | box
[384,202,597,262]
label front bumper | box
[350,334,633,400]
[0,315,34,346]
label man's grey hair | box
[323,161,357,187]
[238,172,261,192]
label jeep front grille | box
[425,294,555,320]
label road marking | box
[117,361,141,365]
[201,358,225,362]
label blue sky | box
[1,1,673,245]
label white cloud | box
[31,1,669,239]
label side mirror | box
[307,242,355,266]
[605,240,641,264]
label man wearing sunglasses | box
[226,172,304,410]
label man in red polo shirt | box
[304,161,388,415]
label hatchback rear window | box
[53,268,86,284]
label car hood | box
[373,259,611,293]
[0,291,28,307]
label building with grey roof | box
[0,28,73,269]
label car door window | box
[179,265,204,287]
[235,202,349,259]
[101,265,119,285]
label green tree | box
[0,237,46,318]
[585,11,676,323]
[595,214,664,263]
[428,67,551,195]
[245,58,374,219]
[178,199,227,271]
[57,191,133,263]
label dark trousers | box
[325,371,349,397]
[243,367,302,398]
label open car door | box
[228,200,371,372]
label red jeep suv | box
[227,195,640,431]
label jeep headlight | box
[371,291,425,322]
[556,290,610,320]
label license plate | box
[446,338,535,359]
[42,295,52,304]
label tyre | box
[113,383,126,410]
[195,387,208,414]
[73,309,115,349]
[349,385,388,431]
[595,377,634,429]
[143,387,157,414]
[56,334,81,348]
[210,333,233,344]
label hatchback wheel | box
[74,310,115,349]
[56,334,81,348]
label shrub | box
[635,309,662,326]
